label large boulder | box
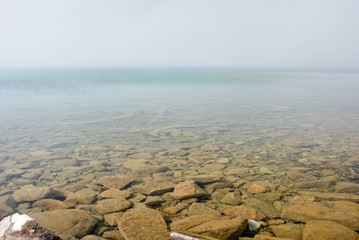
[303,220,359,240]
[31,209,98,239]
[282,201,359,230]
[118,207,168,240]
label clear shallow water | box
[0,69,359,190]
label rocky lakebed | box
[1,137,359,240]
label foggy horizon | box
[1,0,359,70]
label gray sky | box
[0,0,359,69]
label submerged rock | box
[95,198,131,214]
[172,181,208,200]
[31,209,98,239]
[281,201,359,230]
[118,207,168,240]
[303,220,359,240]
[131,181,175,195]
[13,187,56,203]
[98,175,135,190]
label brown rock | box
[100,189,132,199]
[13,187,56,202]
[281,201,359,230]
[163,202,189,215]
[187,175,221,184]
[335,182,359,193]
[283,139,317,148]
[296,178,336,189]
[221,205,266,221]
[31,209,98,239]
[135,166,170,174]
[81,235,107,240]
[118,207,168,240]
[102,230,125,240]
[32,199,70,210]
[225,168,248,176]
[67,188,98,204]
[188,203,221,217]
[201,143,220,151]
[221,192,243,205]
[131,181,175,195]
[122,160,148,171]
[104,212,123,226]
[247,184,269,194]
[95,198,131,214]
[270,223,304,240]
[203,164,226,171]
[299,191,359,203]
[170,215,247,240]
[173,181,208,200]
[303,220,359,240]
[244,198,280,219]
[144,196,165,206]
[98,176,135,190]
[128,153,154,159]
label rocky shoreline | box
[1,140,359,240]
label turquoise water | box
[0,69,359,186]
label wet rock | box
[0,204,13,221]
[67,188,98,204]
[244,198,280,219]
[204,180,233,194]
[102,230,125,240]
[145,196,165,206]
[203,164,226,171]
[283,139,317,148]
[173,181,208,200]
[269,223,304,240]
[170,215,247,240]
[95,198,131,214]
[288,195,315,205]
[131,181,175,195]
[201,143,220,151]
[0,213,61,240]
[100,189,132,199]
[221,205,266,221]
[303,220,359,240]
[334,181,359,193]
[187,175,221,184]
[164,203,190,215]
[118,207,168,240]
[13,187,56,203]
[259,167,273,174]
[135,165,170,174]
[246,183,269,194]
[104,212,123,226]
[220,192,243,205]
[128,153,154,160]
[31,209,97,239]
[188,203,221,217]
[296,178,337,189]
[32,199,70,210]
[224,168,249,177]
[298,191,359,203]
[281,201,359,230]
[98,175,135,190]
[122,160,148,171]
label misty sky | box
[0,0,359,69]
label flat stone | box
[296,178,337,189]
[67,188,98,204]
[118,207,168,240]
[281,201,359,230]
[131,181,175,195]
[298,191,359,203]
[102,230,125,240]
[244,198,280,219]
[225,168,249,176]
[100,189,132,199]
[201,143,220,151]
[128,153,154,159]
[203,164,226,171]
[104,212,123,226]
[283,139,317,148]
[221,205,266,221]
[122,159,148,171]
[187,175,221,184]
[98,175,135,189]
[303,220,359,240]
[270,223,304,240]
[95,198,131,214]
[335,182,359,193]
[172,181,208,200]
[32,199,70,210]
[246,183,269,194]
[188,203,221,217]
[170,215,247,240]
[31,209,97,239]
[164,203,190,215]
[135,165,170,174]
[259,167,273,174]
[81,235,107,240]
[145,196,165,206]
[13,187,56,203]
[221,192,243,205]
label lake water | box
[0,69,359,238]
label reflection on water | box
[0,69,359,238]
